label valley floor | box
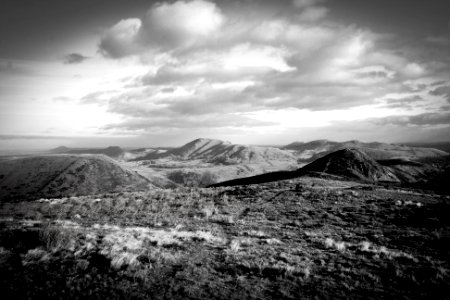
[1,177,449,299]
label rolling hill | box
[283,139,448,162]
[0,154,152,201]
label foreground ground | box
[0,176,449,299]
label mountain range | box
[1,138,448,201]
[133,138,296,165]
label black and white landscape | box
[1,0,450,299]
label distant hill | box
[403,142,450,153]
[135,138,296,165]
[0,155,151,201]
[50,146,125,159]
[283,139,448,162]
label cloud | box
[141,43,294,85]
[401,63,426,78]
[103,113,274,132]
[99,0,225,57]
[99,18,142,58]
[81,90,119,104]
[141,0,224,47]
[63,53,89,64]
[379,95,424,110]
[90,0,447,139]
[430,84,450,102]
[375,112,450,126]
[251,19,334,54]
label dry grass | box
[0,176,449,299]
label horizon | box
[1,0,450,151]
[1,136,450,154]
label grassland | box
[1,177,449,299]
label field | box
[1,176,449,299]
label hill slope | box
[0,155,151,201]
[301,148,399,182]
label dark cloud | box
[430,85,450,102]
[381,95,424,109]
[63,53,89,64]
[80,90,117,104]
[160,87,176,93]
[375,112,450,126]
[359,70,389,79]
[408,112,450,126]
[431,80,447,87]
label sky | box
[1,0,450,150]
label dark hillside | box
[0,155,151,201]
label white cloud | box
[222,43,294,72]
[142,43,294,85]
[401,63,426,78]
[252,19,334,53]
[99,19,142,58]
[99,0,225,57]
[144,0,224,40]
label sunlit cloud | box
[99,0,225,57]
